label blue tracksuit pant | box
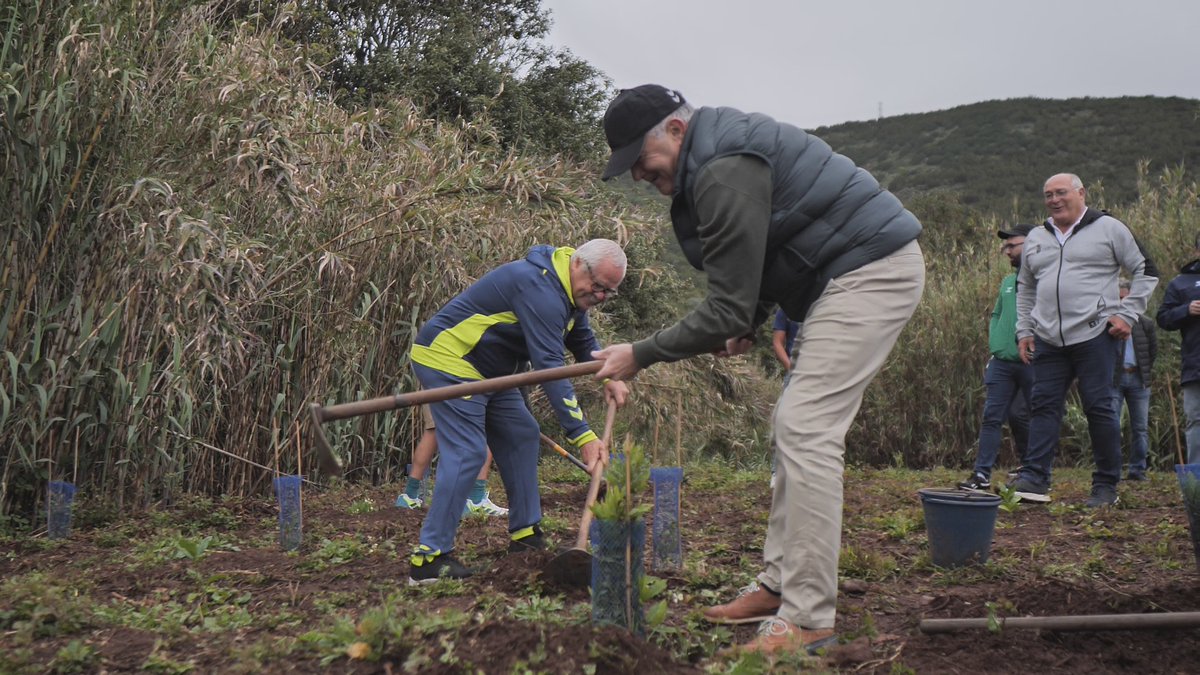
[412,363,541,554]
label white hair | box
[646,103,695,139]
[1046,173,1084,191]
[572,239,627,277]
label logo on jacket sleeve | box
[562,396,584,420]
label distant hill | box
[812,96,1200,220]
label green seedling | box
[997,484,1022,513]
[985,601,1003,634]
[175,535,213,560]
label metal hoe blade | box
[309,403,344,476]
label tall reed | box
[0,1,741,517]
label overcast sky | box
[541,0,1200,130]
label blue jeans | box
[973,357,1034,478]
[1184,382,1200,465]
[1112,369,1150,474]
[1021,332,1122,488]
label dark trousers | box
[1022,332,1122,488]
[972,357,1034,478]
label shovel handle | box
[540,433,590,475]
[312,361,602,423]
[575,460,606,550]
[574,398,618,550]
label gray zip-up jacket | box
[1016,209,1157,347]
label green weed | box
[508,595,565,623]
[997,484,1022,513]
[303,537,368,570]
[0,572,94,641]
[840,545,899,581]
[141,650,195,674]
[52,639,97,673]
[877,511,922,539]
[175,535,214,560]
[300,593,469,667]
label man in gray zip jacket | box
[1011,173,1157,506]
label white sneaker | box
[466,493,508,517]
[395,493,424,509]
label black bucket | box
[918,488,1001,568]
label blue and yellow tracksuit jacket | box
[411,245,601,447]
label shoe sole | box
[716,632,838,658]
[804,635,839,655]
[468,507,509,517]
[702,610,780,625]
[408,574,473,586]
[957,485,992,493]
[1013,490,1051,503]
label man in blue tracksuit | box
[407,239,629,583]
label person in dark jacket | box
[407,240,630,584]
[1157,233,1200,464]
[593,84,925,656]
[1112,280,1158,480]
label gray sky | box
[541,0,1200,129]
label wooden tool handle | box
[313,361,602,423]
[573,398,618,550]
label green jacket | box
[631,107,921,368]
[988,273,1020,362]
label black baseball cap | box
[996,223,1036,239]
[601,84,687,180]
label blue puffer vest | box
[670,106,922,322]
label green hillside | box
[812,96,1200,220]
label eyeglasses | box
[583,260,619,298]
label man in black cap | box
[958,224,1038,492]
[591,84,925,656]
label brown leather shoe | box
[722,617,837,656]
[702,583,782,624]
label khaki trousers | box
[758,239,925,629]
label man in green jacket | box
[592,84,925,656]
[958,224,1037,491]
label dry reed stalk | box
[1166,379,1185,465]
[623,433,634,629]
[675,392,683,467]
[651,415,660,465]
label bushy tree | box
[276,0,609,158]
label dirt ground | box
[2,463,1198,673]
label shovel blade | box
[543,548,591,589]
[309,403,344,476]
